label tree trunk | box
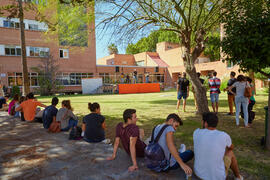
[18,0,30,95]
[183,51,210,114]
[266,82,270,150]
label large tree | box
[221,0,270,149]
[98,0,224,114]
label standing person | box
[126,74,130,84]
[120,73,125,84]
[193,112,243,180]
[133,69,138,83]
[107,109,146,172]
[8,94,19,115]
[56,100,78,131]
[192,72,205,112]
[0,94,10,111]
[224,71,237,115]
[82,102,109,143]
[208,71,221,113]
[176,72,189,112]
[245,77,256,126]
[15,93,47,122]
[42,97,59,129]
[148,113,193,174]
[228,75,250,127]
[145,72,150,83]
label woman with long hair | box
[56,100,78,131]
[228,75,250,127]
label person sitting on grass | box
[15,92,47,122]
[56,100,78,131]
[43,97,59,129]
[193,112,243,180]
[107,109,146,172]
[82,102,109,143]
[151,113,193,174]
[8,94,19,116]
[0,94,10,111]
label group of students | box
[176,71,256,128]
[106,109,243,180]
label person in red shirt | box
[107,109,146,172]
[16,92,47,122]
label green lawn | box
[38,90,270,179]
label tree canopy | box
[221,0,270,77]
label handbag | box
[244,82,252,98]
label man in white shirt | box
[193,112,243,180]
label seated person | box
[193,112,243,180]
[107,109,146,172]
[0,94,10,111]
[56,100,78,131]
[152,113,193,174]
[15,93,47,122]
[17,96,26,121]
[43,97,59,129]
[82,102,109,143]
[8,94,19,115]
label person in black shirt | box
[224,72,237,115]
[82,102,109,143]
[43,97,59,129]
[176,72,190,112]
[192,72,205,112]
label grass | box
[38,90,270,179]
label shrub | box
[11,86,21,97]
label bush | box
[11,86,21,97]
[220,78,229,92]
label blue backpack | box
[144,124,171,172]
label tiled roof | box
[149,55,169,67]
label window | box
[4,46,21,56]
[29,24,39,30]
[155,67,159,72]
[56,72,93,86]
[115,66,119,72]
[29,46,49,57]
[59,49,69,58]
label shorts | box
[178,92,187,100]
[224,155,232,176]
[210,93,219,103]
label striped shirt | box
[209,77,221,94]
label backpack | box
[144,124,171,172]
[69,126,82,140]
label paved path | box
[0,112,200,180]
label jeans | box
[61,118,78,131]
[235,96,249,126]
[169,150,194,170]
[210,93,219,103]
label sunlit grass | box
[38,90,270,179]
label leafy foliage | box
[126,29,180,54]
[11,86,21,97]
[108,43,118,54]
[31,55,62,96]
[255,68,270,80]
[204,31,220,61]
[221,0,270,78]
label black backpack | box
[69,126,82,140]
[144,124,171,172]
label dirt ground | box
[0,111,201,180]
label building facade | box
[0,0,97,93]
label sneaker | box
[102,139,111,144]
[227,113,233,116]
[234,175,243,180]
[178,144,186,153]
